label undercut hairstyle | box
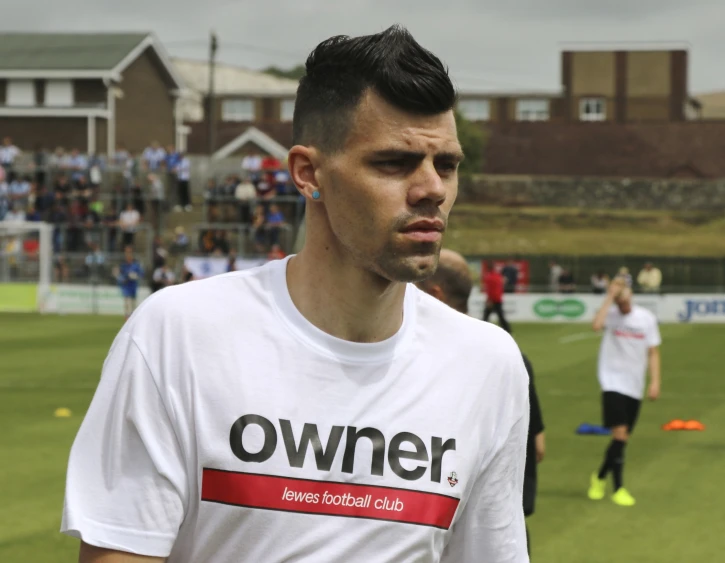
[293,25,457,152]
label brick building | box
[0,33,184,155]
[182,43,725,178]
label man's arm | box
[592,278,623,331]
[80,542,164,563]
[440,355,530,562]
[647,346,661,401]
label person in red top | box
[483,261,512,333]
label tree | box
[262,64,306,80]
[455,111,487,177]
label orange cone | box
[662,419,685,431]
[684,420,705,431]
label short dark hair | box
[293,25,457,152]
[424,258,472,314]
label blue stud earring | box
[312,190,320,200]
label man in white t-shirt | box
[62,25,530,563]
[588,277,661,507]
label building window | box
[281,99,295,122]
[457,99,490,121]
[516,99,549,121]
[45,80,74,107]
[222,99,255,122]
[580,98,606,121]
[7,80,36,106]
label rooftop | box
[0,33,149,71]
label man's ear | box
[288,145,322,201]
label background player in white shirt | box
[63,25,530,563]
[588,277,662,507]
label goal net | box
[0,221,53,313]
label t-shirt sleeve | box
[61,331,187,557]
[647,314,662,348]
[440,355,530,563]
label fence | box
[469,254,725,294]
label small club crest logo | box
[447,471,459,487]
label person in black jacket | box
[419,249,545,557]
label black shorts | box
[602,391,641,433]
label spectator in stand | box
[266,203,286,246]
[102,204,119,252]
[254,173,275,200]
[174,151,192,212]
[213,230,231,255]
[591,270,610,294]
[74,175,92,205]
[9,174,31,209]
[67,148,88,183]
[85,241,107,281]
[0,136,20,180]
[227,249,237,272]
[617,267,633,288]
[274,168,290,195]
[501,258,519,294]
[0,176,10,220]
[26,205,41,222]
[119,202,141,249]
[165,145,180,206]
[267,244,286,260]
[54,174,72,205]
[142,141,166,172]
[558,268,576,293]
[204,178,219,221]
[114,144,135,191]
[131,180,145,217]
[152,235,168,270]
[241,151,262,175]
[234,175,256,224]
[171,225,190,254]
[152,264,176,293]
[49,202,68,253]
[54,254,70,282]
[549,260,563,293]
[637,262,662,294]
[88,152,104,190]
[33,144,47,188]
[83,198,103,245]
[35,184,55,219]
[483,261,512,333]
[251,205,267,252]
[48,146,68,171]
[147,173,165,234]
[66,200,86,252]
[4,201,26,223]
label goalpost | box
[0,221,53,313]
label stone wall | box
[461,175,725,211]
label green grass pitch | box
[1,313,723,562]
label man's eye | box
[378,160,405,168]
[437,162,458,174]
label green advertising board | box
[533,298,586,319]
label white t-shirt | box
[61,257,530,563]
[118,209,140,232]
[0,144,20,165]
[242,154,262,172]
[598,304,661,399]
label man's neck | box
[286,247,407,344]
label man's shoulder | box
[633,304,658,324]
[412,286,519,352]
[130,263,274,325]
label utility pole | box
[207,30,218,156]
